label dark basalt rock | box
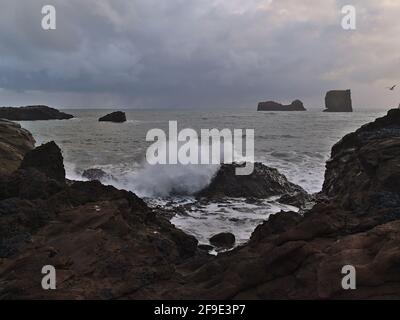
[0,141,199,299]
[209,233,235,248]
[323,90,353,112]
[258,99,306,111]
[20,141,66,183]
[198,244,214,252]
[82,168,115,182]
[322,108,400,213]
[0,105,74,120]
[197,162,310,202]
[99,111,127,123]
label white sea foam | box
[112,138,252,197]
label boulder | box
[0,105,74,120]
[324,90,353,112]
[99,111,127,123]
[0,119,35,176]
[20,141,66,183]
[258,99,306,111]
[197,162,309,201]
[82,168,115,182]
[209,233,236,248]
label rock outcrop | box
[0,106,74,120]
[0,141,199,299]
[0,119,35,176]
[99,111,127,123]
[324,90,353,112]
[197,163,310,205]
[258,99,306,111]
[20,142,65,183]
[150,109,400,299]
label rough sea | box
[18,109,386,249]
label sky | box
[0,0,399,110]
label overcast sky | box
[0,0,399,109]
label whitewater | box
[18,108,386,247]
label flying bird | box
[387,85,397,91]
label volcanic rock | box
[258,99,306,111]
[0,141,199,299]
[20,141,66,183]
[0,119,35,176]
[0,105,74,120]
[209,233,236,248]
[150,109,400,299]
[197,162,309,201]
[82,168,115,182]
[98,111,127,123]
[324,90,353,112]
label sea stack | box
[324,90,353,112]
[99,111,127,123]
[258,100,306,111]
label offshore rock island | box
[257,99,307,111]
[0,105,74,121]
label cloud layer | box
[0,0,399,109]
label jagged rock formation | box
[0,141,199,299]
[324,90,353,112]
[0,119,35,176]
[197,163,311,206]
[98,111,127,123]
[0,106,74,120]
[258,100,306,111]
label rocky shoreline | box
[0,109,399,299]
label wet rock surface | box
[197,162,310,204]
[82,168,115,182]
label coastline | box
[0,109,399,299]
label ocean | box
[17,109,386,248]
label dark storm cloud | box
[0,0,399,109]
